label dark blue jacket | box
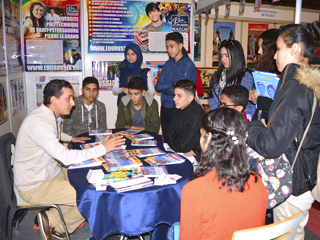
[155,56,197,108]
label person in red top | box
[180,108,268,240]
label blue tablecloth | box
[68,130,193,240]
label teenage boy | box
[145,2,171,32]
[220,85,250,123]
[14,80,125,240]
[115,76,160,133]
[63,77,107,137]
[155,32,197,142]
[167,80,205,161]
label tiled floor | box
[12,209,320,240]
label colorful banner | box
[224,1,231,18]
[239,0,245,14]
[247,23,269,68]
[4,0,23,73]
[194,19,201,61]
[22,0,81,72]
[10,78,24,116]
[87,1,191,53]
[0,81,8,125]
[212,21,235,66]
[92,61,121,91]
[0,0,6,76]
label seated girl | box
[179,108,268,240]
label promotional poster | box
[10,78,24,116]
[92,61,121,91]
[87,1,191,53]
[22,0,81,72]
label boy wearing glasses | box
[220,85,250,123]
[167,80,205,161]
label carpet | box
[306,201,320,238]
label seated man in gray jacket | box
[115,76,160,133]
[63,76,107,136]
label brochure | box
[102,171,132,184]
[131,147,165,158]
[252,71,280,99]
[80,142,101,149]
[109,166,168,177]
[125,133,154,141]
[102,150,143,170]
[68,156,105,169]
[110,176,154,193]
[131,140,157,146]
[144,153,185,165]
[89,129,112,135]
[116,129,142,135]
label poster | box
[10,78,24,116]
[87,1,191,53]
[194,19,201,61]
[145,61,166,86]
[0,81,8,124]
[92,61,121,91]
[22,0,81,72]
[4,0,23,73]
[197,67,217,99]
[0,0,6,76]
[35,76,79,106]
[247,23,268,69]
[212,21,235,66]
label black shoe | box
[37,211,52,240]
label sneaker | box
[52,229,75,240]
[37,211,52,240]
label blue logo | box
[66,5,78,15]
[171,15,189,32]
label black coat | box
[248,64,320,196]
[167,100,205,160]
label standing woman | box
[249,29,280,122]
[113,43,154,106]
[208,39,255,117]
[248,21,320,239]
[24,2,45,38]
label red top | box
[242,111,250,123]
[195,69,205,96]
[180,169,268,240]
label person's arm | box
[247,90,305,158]
[144,100,160,133]
[180,183,202,240]
[146,70,155,95]
[181,61,197,83]
[115,102,127,129]
[155,61,171,94]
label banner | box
[92,61,121,91]
[10,78,24,116]
[22,0,81,72]
[87,1,191,53]
[0,0,6,76]
[0,81,8,124]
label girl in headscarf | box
[113,43,154,106]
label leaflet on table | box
[102,171,132,184]
[89,129,112,135]
[116,129,142,135]
[80,142,101,149]
[125,133,154,141]
[144,153,186,165]
[109,166,168,177]
[102,150,142,170]
[110,176,154,193]
[252,71,280,99]
[68,156,105,169]
[131,147,165,158]
[131,140,157,146]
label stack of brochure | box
[116,129,142,135]
[69,156,105,169]
[110,176,154,192]
[144,153,185,165]
[89,129,112,135]
[125,133,154,141]
[102,150,143,170]
[131,140,157,146]
[131,147,165,158]
[109,166,168,177]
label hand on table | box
[185,150,196,157]
[71,136,91,143]
[102,135,126,153]
[249,90,260,105]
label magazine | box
[125,133,154,141]
[131,147,165,158]
[102,171,132,184]
[110,176,154,192]
[116,129,142,135]
[102,150,143,170]
[68,156,105,169]
[109,166,168,177]
[131,140,157,146]
[89,129,112,135]
[252,71,280,99]
[144,153,185,165]
[80,142,101,149]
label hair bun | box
[310,21,320,46]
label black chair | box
[0,132,71,240]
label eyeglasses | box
[219,101,239,108]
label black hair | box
[145,2,159,16]
[29,2,45,30]
[128,76,146,91]
[82,76,99,89]
[257,29,280,73]
[194,108,257,192]
[43,79,73,106]
[174,79,196,96]
[209,40,246,93]
[280,21,320,61]
[166,32,188,58]
[221,85,249,112]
